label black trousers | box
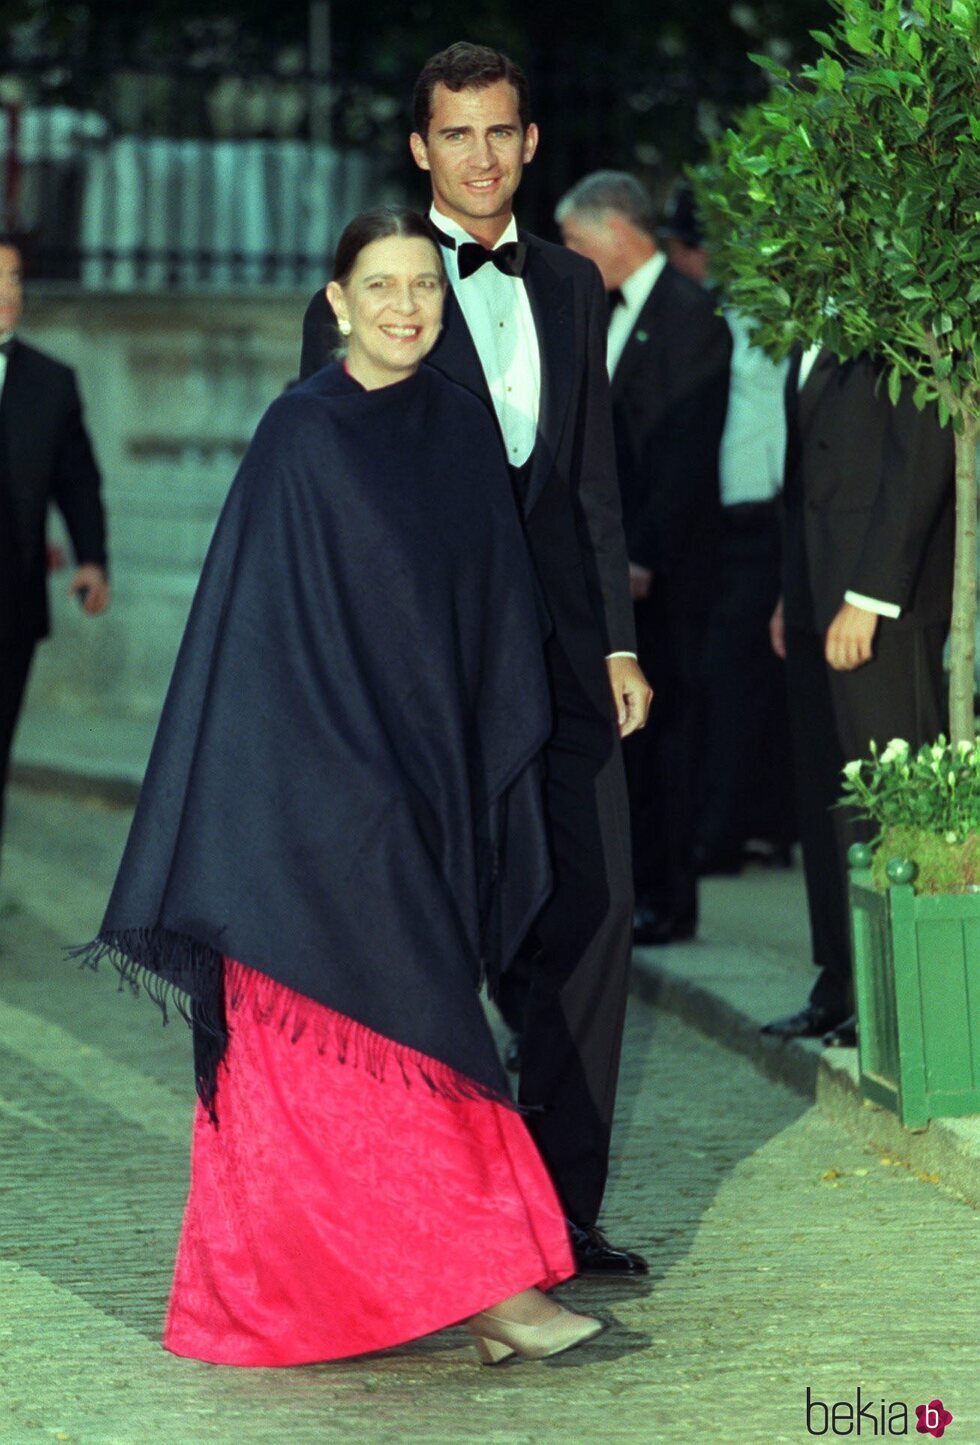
[698,502,796,853]
[626,595,706,918]
[0,637,35,878]
[511,636,633,1228]
[784,621,946,1014]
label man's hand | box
[824,601,878,671]
[607,655,653,738]
[769,596,786,660]
[629,562,653,602]
[68,564,110,616]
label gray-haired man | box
[558,172,732,946]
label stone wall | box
[13,289,309,785]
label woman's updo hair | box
[332,206,446,286]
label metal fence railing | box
[0,60,385,289]
[0,44,764,289]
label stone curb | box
[10,758,140,807]
[630,948,980,1209]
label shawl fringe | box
[223,958,519,1111]
[70,932,520,1122]
[68,928,227,1121]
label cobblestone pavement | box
[0,789,977,1443]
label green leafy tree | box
[692,0,980,744]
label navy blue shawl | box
[76,363,553,1114]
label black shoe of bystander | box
[761,1003,847,1039]
[822,1013,858,1048]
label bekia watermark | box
[805,1387,953,1437]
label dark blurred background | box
[0,0,830,285]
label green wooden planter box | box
[848,845,980,1129]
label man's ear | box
[522,123,539,166]
[409,132,431,172]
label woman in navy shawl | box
[78,210,603,1366]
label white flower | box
[843,759,863,780]
[946,831,959,844]
[931,743,946,761]
[880,738,910,765]
[957,739,973,755]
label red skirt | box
[163,960,575,1366]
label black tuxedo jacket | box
[783,350,954,633]
[300,233,636,688]
[0,339,107,644]
[609,263,732,613]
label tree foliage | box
[693,0,979,744]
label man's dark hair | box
[412,42,531,139]
[332,206,445,286]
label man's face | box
[410,80,538,234]
[559,211,631,290]
[0,245,23,334]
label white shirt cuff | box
[606,651,638,660]
[844,590,901,620]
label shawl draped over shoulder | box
[75,362,553,1115]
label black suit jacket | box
[783,350,954,633]
[609,263,732,613]
[0,339,107,644]
[300,233,636,691]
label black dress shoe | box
[761,1003,846,1039]
[693,842,745,877]
[822,1013,858,1048]
[567,1220,648,1275]
[633,902,696,946]
[743,841,795,869]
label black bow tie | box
[455,239,528,281]
[606,288,625,318]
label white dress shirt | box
[719,310,788,506]
[606,251,667,378]
[430,205,540,467]
[797,345,899,619]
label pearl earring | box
[338,318,351,336]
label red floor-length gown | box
[163,960,576,1366]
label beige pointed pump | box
[466,1296,604,1364]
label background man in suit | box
[0,235,109,885]
[659,184,796,875]
[300,44,652,1273]
[556,172,731,945]
[764,350,954,1046]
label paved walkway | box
[1,787,977,1442]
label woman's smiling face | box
[327,234,446,389]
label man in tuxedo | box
[764,350,954,1045]
[556,172,731,945]
[301,44,651,1272]
[0,235,110,883]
